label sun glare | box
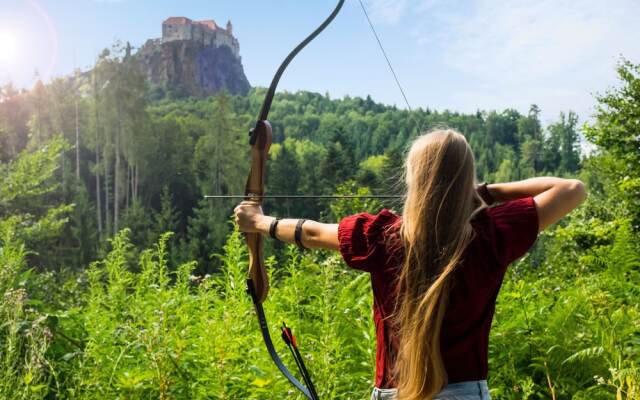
[0,31,18,67]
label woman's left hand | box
[234,201,267,233]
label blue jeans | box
[371,380,490,400]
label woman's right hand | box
[234,201,268,233]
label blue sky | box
[1,0,639,125]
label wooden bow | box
[243,2,345,399]
[244,0,345,304]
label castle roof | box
[163,17,192,25]
[163,17,227,32]
[196,20,218,30]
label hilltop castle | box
[134,16,250,97]
[162,17,240,58]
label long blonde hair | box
[394,129,481,400]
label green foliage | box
[328,181,386,220]
[0,136,74,269]
[0,136,69,207]
[48,228,373,399]
[584,59,640,229]
[67,183,98,267]
[192,92,243,197]
[0,282,54,399]
[490,219,640,399]
[0,44,638,400]
[1,60,587,269]
[269,141,301,215]
[2,206,636,399]
[151,186,181,244]
[185,198,235,273]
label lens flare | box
[27,0,59,83]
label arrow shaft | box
[204,194,402,199]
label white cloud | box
[363,0,409,24]
[443,1,635,80]
[408,0,640,121]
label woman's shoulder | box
[471,197,538,230]
[470,197,539,267]
[338,209,401,272]
[339,209,401,235]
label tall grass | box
[2,216,638,398]
[0,223,55,399]
[490,219,639,399]
[59,228,374,399]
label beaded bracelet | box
[294,219,307,250]
[269,218,281,240]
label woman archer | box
[234,129,586,400]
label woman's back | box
[339,197,539,388]
[442,197,538,382]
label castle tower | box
[226,20,233,35]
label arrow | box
[204,194,402,199]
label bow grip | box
[245,120,273,303]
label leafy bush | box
[0,224,55,399]
[52,228,374,399]
[490,218,640,399]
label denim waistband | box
[437,380,490,398]
[371,380,490,400]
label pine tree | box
[151,186,181,242]
[268,143,300,215]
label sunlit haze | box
[0,0,58,88]
[0,31,18,67]
[0,0,639,123]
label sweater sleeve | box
[486,197,539,269]
[338,209,400,273]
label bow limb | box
[245,0,345,303]
[245,120,272,304]
[244,2,345,399]
[257,0,346,122]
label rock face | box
[135,38,251,97]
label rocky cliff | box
[135,39,251,97]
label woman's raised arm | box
[487,177,587,231]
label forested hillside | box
[0,43,638,399]
[0,45,584,273]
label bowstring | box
[357,0,426,135]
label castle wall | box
[162,19,240,58]
[163,23,192,41]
